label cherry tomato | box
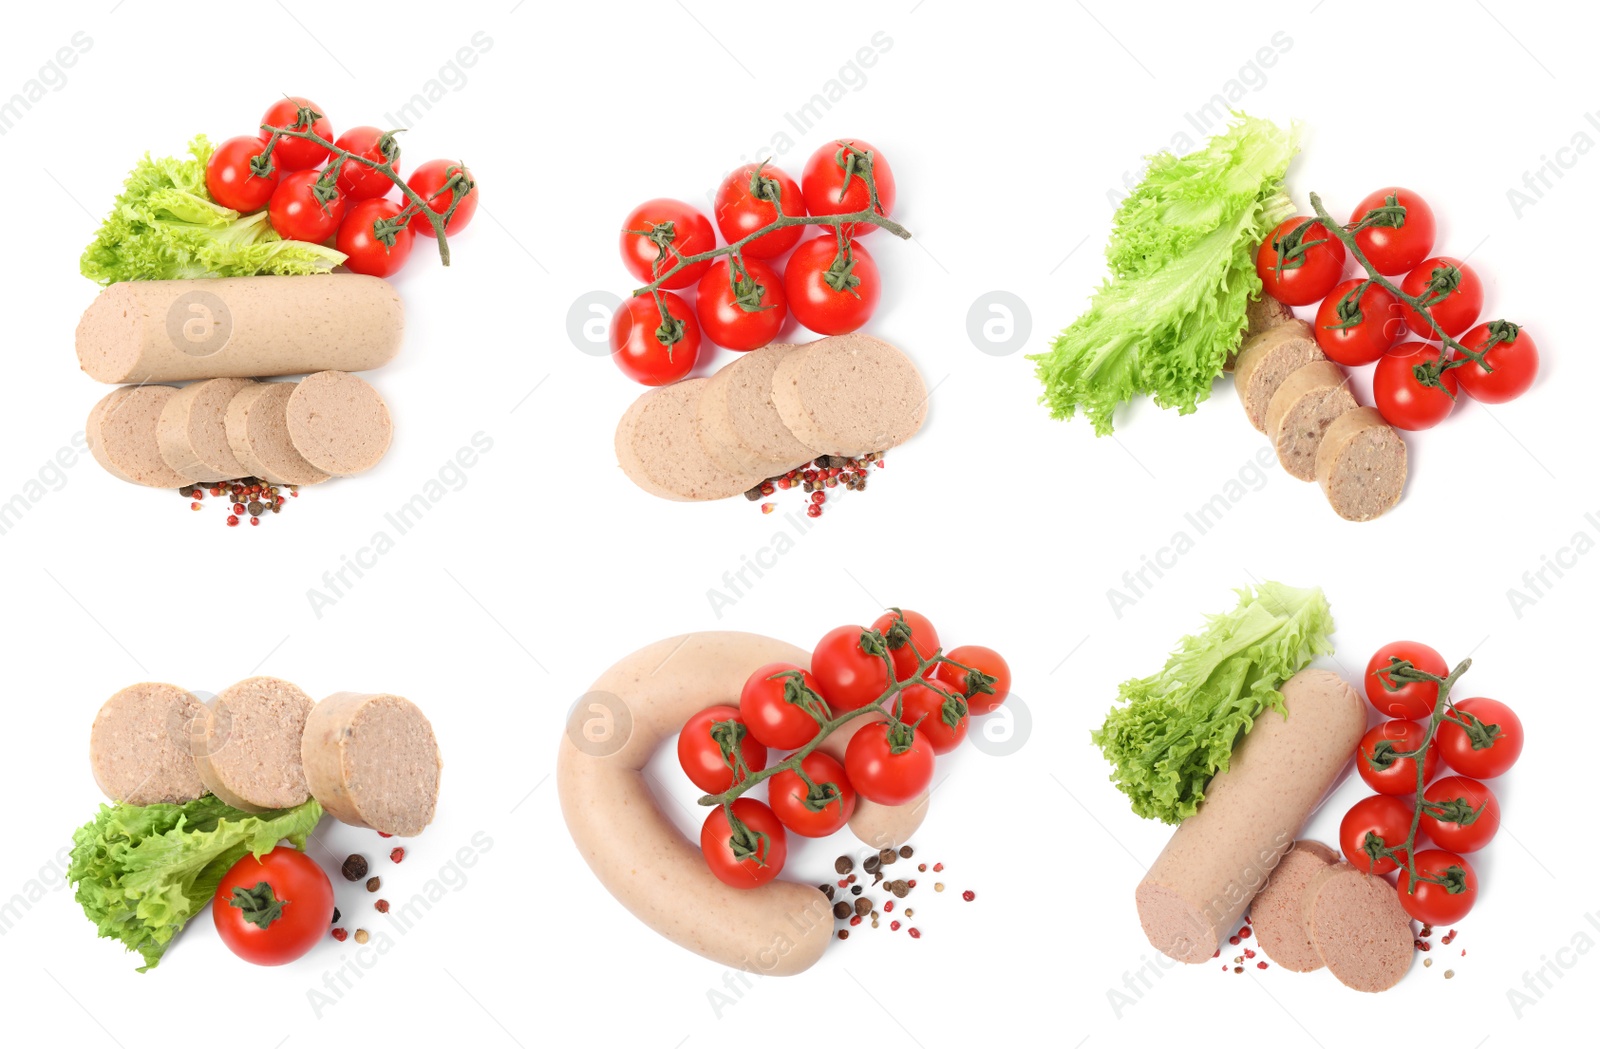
[768,752,856,838]
[1313,278,1404,366]
[739,663,829,751]
[405,159,478,237]
[258,97,333,171]
[336,198,413,278]
[811,625,894,712]
[267,170,346,244]
[206,135,280,213]
[784,235,879,335]
[1420,775,1500,853]
[1339,794,1414,875]
[898,679,968,754]
[212,846,333,966]
[868,609,940,681]
[700,798,787,888]
[1356,720,1439,796]
[610,292,700,385]
[1400,257,1482,340]
[1436,697,1523,779]
[1374,342,1459,431]
[1396,849,1478,925]
[695,258,787,351]
[1454,321,1538,403]
[714,162,805,258]
[1349,188,1436,276]
[677,704,767,795]
[1255,217,1345,306]
[934,645,1011,716]
[333,126,400,201]
[1365,641,1448,719]
[620,199,715,289]
[844,720,935,806]
[801,139,895,236]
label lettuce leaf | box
[68,795,323,970]
[1091,582,1334,824]
[80,135,344,285]
[1030,114,1299,435]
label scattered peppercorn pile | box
[330,836,407,944]
[746,453,886,518]
[178,477,299,528]
[1221,912,1466,978]
[818,844,974,942]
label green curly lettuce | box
[1091,581,1334,825]
[1030,114,1299,435]
[79,135,344,284]
[68,795,323,971]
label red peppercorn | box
[226,515,239,527]
[838,879,848,888]
[760,482,775,496]
[849,914,862,926]
[907,879,916,888]
[190,502,202,511]
[1257,961,1268,970]
[249,517,260,526]
[1238,926,1251,940]
[932,863,943,872]
[811,491,825,504]
[890,920,901,931]
[805,504,821,518]
[375,899,390,913]
[776,477,792,490]
[908,927,921,939]
[761,503,776,515]
[331,928,348,942]
[378,832,393,838]
[1228,935,1241,946]
[1243,948,1255,959]
[390,847,406,863]
[962,890,975,902]
[883,900,893,912]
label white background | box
[1,0,1594,1045]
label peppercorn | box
[331,908,341,924]
[354,929,370,944]
[247,501,264,516]
[890,880,910,898]
[935,883,945,892]
[883,901,894,912]
[833,901,850,919]
[878,847,897,867]
[849,915,862,927]
[837,929,849,941]
[962,890,975,902]
[853,898,871,917]
[821,884,835,900]
[850,885,862,896]
[375,899,390,913]
[367,876,381,893]
[341,854,369,881]
[390,847,406,863]
[908,927,921,939]
[863,853,881,874]
[898,845,913,859]
[332,927,348,942]
[744,486,764,502]
[890,920,901,931]
[835,856,853,875]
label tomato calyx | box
[708,718,758,784]
[721,805,775,867]
[770,668,832,726]
[1268,218,1334,277]
[1347,192,1409,232]
[1442,706,1504,751]
[747,161,785,205]
[228,880,288,930]
[938,691,969,729]
[820,231,864,297]
[1421,795,1486,826]
[1403,861,1471,896]
[1361,831,1399,871]
[793,767,848,813]
[831,141,884,212]
[1363,738,1405,772]
[1324,281,1372,332]
[727,256,776,314]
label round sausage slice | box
[1233,320,1323,432]
[88,386,198,488]
[192,676,315,812]
[89,683,208,805]
[156,378,255,482]
[1302,863,1415,992]
[302,692,442,836]
[616,378,768,501]
[1316,406,1408,522]
[1226,292,1296,372]
[1249,839,1339,972]
[694,344,819,477]
[285,371,394,476]
[770,334,927,456]
[1265,361,1357,482]
[225,382,330,487]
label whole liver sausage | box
[1303,863,1415,992]
[75,275,403,384]
[1135,669,1366,964]
[1248,839,1339,972]
[87,385,197,488]
[1317,406,1408,522]
[302,692,442,836]
[225,382,330,487]
[193,676,316,812]
[1265,360,1358,482]
[156,377,255,482]
[285,371,393,476]
[90,683,208,805]
[1233,320,1323,432]
[770,334,927,456]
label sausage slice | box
[770,334,927,456]
[90,683,208,805]
[616,378,769,501]
[1226,292,1296,372]
[1265,361,1357,481]
[1302,863,1415,992]
[225,382,330,487]
[156,377,255,482]
[694,344,818,477]
[302,692,442,836]
[285,371,394,476]
[1249,840,1339,972]
[1316,406,1407,522]
[1233,320,1323,432]
[88,386,198,488]
[193,676,316,812]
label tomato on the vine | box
[700,798,787,888]
[844,720,934,806]
[811,625,892,711]
[206,135,280,213]
[1255,217,1345,306]
[1365,641,1447,719]
[1349,188,1436,276]
[268,170,345,244]
[714,162,806,258]
[768,752,856,838]
[784,235,879,335]
[1313,279,1404,366]
[336,198,413,278]
[1400,256,1482,340]
[1356,720,1438,796]
[696,258,787,351]
[739,662,829,751]
[610,292,700,385]
[620,199,716,289]
[405,159,478,237]
[898,679,968,754]
[677,704,767,794]
[801,139,895,236]
[1436,697,1523,779]
[1420,775,1500,853]
[934,645,1011,716]
[1339,794,1413,875]
[333,126,399,201]
[1374,342,1459,431]
[869,609,940,681]
[1454,321,1538,404]
[258,97,333,171]
[212,846,333,966]
[1396,849,1478,925]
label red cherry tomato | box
[700,798,787,888]
[1255,217,1346,306]
[1436,697,1523,779]
[898,679,969,754]
[677,704,767,795]
[738,662,829,750]
[768,752,856,838]
[844,720,935,806]
[1356,720,1439,796]
[714,162,805,258]
[1400,257,1482,340]
[405,159,478,237]
[620,199,716,289]
[1397,849,1478,925]
[784,235,880,335]
[258,97,333,171]
[610,292,700,385]
[1454,321,1538,403]
[1313,278,1404,366]
[267,170,346,243]
[868,609,940,681]
[1419,775,1500,853]
[1364,641,1448,719]
[1374,342,1459,431]
[212,846,334,966]
[333,126,399,201]
[934,645,1011,716]
[336,198,413,277]
[811,625,892,712]
[1349,188,1436,276]
[206,135,280,213]
[695,258,787,351]
[801,139,895,236]
[1339,794,1414,875]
